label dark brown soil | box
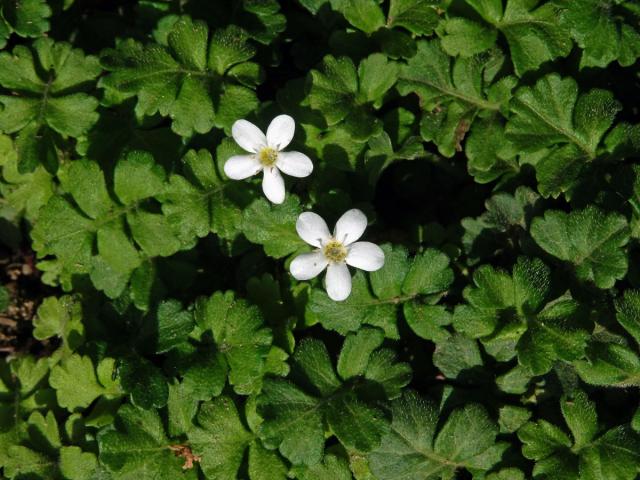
[0,245,57,357]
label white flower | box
[290,209,385,301]
[224,114,313,204]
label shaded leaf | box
[369,391,504,479]
[101,17,260,136]
[531,206,630,288]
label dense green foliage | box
[0,0,640,478]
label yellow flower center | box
[323,239,348,263]
[258,147,278,167]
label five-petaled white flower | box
[290,209,385,301]
[224,114,313,204]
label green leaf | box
[506,74,621,197]
[364,130,425,184]
[364,348,414,400]
[329,0,385,33]
[242,196,305,258]
[574,342,640,387]
[257,377,325,466]
[358,53,399,106]
[98,404,197,479]
[238,0,287,45]
[0,0,51,45]
[462,186,542,261]
[404,304,452,343]
[610,162,640,240]
[0,286,7,313]
[2,410,98,480]
[49,355,122,411]
[248,440,289,480]
[101,17,260,136]
[465,118,519,183]
[308,54,359,124]
[276,74,368,170]
[453,257,591,373]
[518,419,573,460]
[559,0,640,68]
[615,290,640,345]
[0,38,101,172]
[119,355,169,409]
[113,150,166,204]
[496,364,534,394]
[632,406,640,433]
[179,0,284,45]
[454,257,550,338]
[0,133,54,221]
[465,0,572,75]
[498,405,531,433]
[291,454,353,480]
[369,243,411,299]
[0,356,52,465]
[257,335,410,465]
[75,102,183,166]
[246,273,295,348]
[308,271,398,337]
[402,248,454,296]
[387,0,441,35]
[530,206,630,288]
[308,245,453,338]
[31,151,186,298]
[561,391,598,450]
[487,469,526,480]
[27,410,61,455]
[369,391,505,479]
[308,54,397,141]
[517,298,591,375]
[3,446,54,478]
[580,426,640,480]
[33,295,84,351]
[438,18,497,57]
[433,333,483,379]
[161,149,256,243]
[166,381,198,438]
[337,326,384,379]
[188,396,287,480]
[194,291,273,394]
[167,359,230,439]
[520,390,640,480]
[166,346,228,404]
[140,299,195,354]
[399,39,514,157]
[297,0,329,14]
[59,446,98,480]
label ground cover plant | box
[1,0,640,478]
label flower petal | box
[290,251,328,280]
[334,208,368,245]
[346,242,385,271]
[262,167,286,204]
[232,119,267,153]
[276,151,313,178]
[266,114,295,150]
[325,263,352,301]
[296,212,331,248]
[223,154,261,180]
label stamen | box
[323,239,347,263]
[258,147,278,167]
